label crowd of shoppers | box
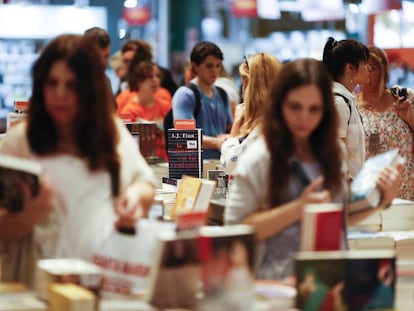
[0,29,410,298]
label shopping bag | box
[91,218,175,295]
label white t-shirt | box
[0,117,157,285]
[333,82,365,179]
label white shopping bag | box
[91,218,175,295]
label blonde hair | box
[240,53,283,136]
[368,46,390,98]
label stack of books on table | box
[381,198,414,231]
[347,209,382,233]
[347,230,414,260]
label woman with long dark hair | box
[0,34,157,287]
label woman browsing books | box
[224,58,402,281]
[220,53,283,175]
[0,34,157,287]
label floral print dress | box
[359,106,414,200]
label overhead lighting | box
[124,0,137,9]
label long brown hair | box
[263,58,343,205]
[28,34,120,196]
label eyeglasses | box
[243,55,250,70]
[243,53,264,70]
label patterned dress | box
[359,106,414,200]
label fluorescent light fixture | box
[124,0,137,9]
[257,0,281,19]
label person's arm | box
[0,123,54,241]
[114,118,158,229]
[241,177,331,241]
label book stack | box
[381,198,414,231]
[145,224,256,310]
[348,230,414,260]
[169,175,216,221]
[295,249,396,311]
[119,114,158,161]
[348,210,382,232]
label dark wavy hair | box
[322,37,369,81]
[262,58,343,205]
[190,41,223,65]
[128,60,157,91]
[28,34,120,196]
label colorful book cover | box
[167,128,203,179]
[295,250,396,311]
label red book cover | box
[314,209,343,251]
[301,203,343,251]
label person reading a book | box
[322,37,370,180]
[172,41,233,160]
[220,53,283,175]
[224,58,402,281]
[357,46,414,200]
[0,34,157,287]
[118,59,171,161]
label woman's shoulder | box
[236,136,269,169]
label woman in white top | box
[322,37,371,180]
[220,53,282,175]
[225,58,402,281]
[0,34,157,287]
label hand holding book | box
[376,160,404,209]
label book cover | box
[145,230,200,309]
[198,225,256,310]
[295,251,346,311]
[170,175,215,220]
[345,250,396,310]
[0,154,42,213]
[300,203,344,251]
[349,149,403,214]
[295,249,396,311]
[125,122,157,160]
[49,283,96,311]
[207,169,228,199]
[167,128,203,179]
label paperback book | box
[300,203,344,251]
[145,230,200,309]
[0,154,42,213]
[198,225,256,310]
[170,175,215,220]
[349,149,404,213]
[295,249,396,311]
[167,128,203,179]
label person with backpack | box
[170,41,233,160]
[322,37,371,180]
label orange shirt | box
[116,87,171,114]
